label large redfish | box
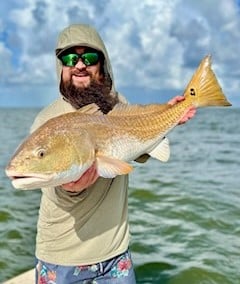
[5,56,231,189]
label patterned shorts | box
[36,250,136,284]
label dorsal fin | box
[76,103,103,115]
[108,103,170,116]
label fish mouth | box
[10,175,46,182]
[5,164,91,190]
[8,174,37,180]
[6,170,48,180]
[5,170,53,190]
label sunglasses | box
[60,52,100,67]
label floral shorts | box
[36,250,136,284]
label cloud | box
[0,0,239,107]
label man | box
[32,24,195,284]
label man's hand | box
[168,96,197,124]
[61,163,99,192]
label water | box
[0,107,239,283]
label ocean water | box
[0,107,239,283]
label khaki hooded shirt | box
[31,24,130,265]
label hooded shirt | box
[31,24,130,265]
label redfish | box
[5,56,231,189]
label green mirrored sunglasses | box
[60,52,99,67]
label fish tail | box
[183,55,231,108]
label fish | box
[5,55,231,190]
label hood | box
[55,24,116,93]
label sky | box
[0,0,239,107]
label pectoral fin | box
[149,137,170,162]
[96,154,133,178]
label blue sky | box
[0,0,239,107]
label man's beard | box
[60,75,118,114]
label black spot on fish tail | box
[190,88,196,96]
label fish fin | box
[183,55,231,107]
[149,137,170,162]
[108,103,170,116]
[76,103,104,115]
[96,154,133,178]
[134,154,150,163]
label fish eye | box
[35,148,46,158]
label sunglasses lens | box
[61,54,79,67]
[60,52,100,66]
[81,52,99,66]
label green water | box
[0,108,239,283]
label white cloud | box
[0,0,239,106]
[0,42,13,82]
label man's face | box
[61,47,103,88]
[59,46,117,113]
